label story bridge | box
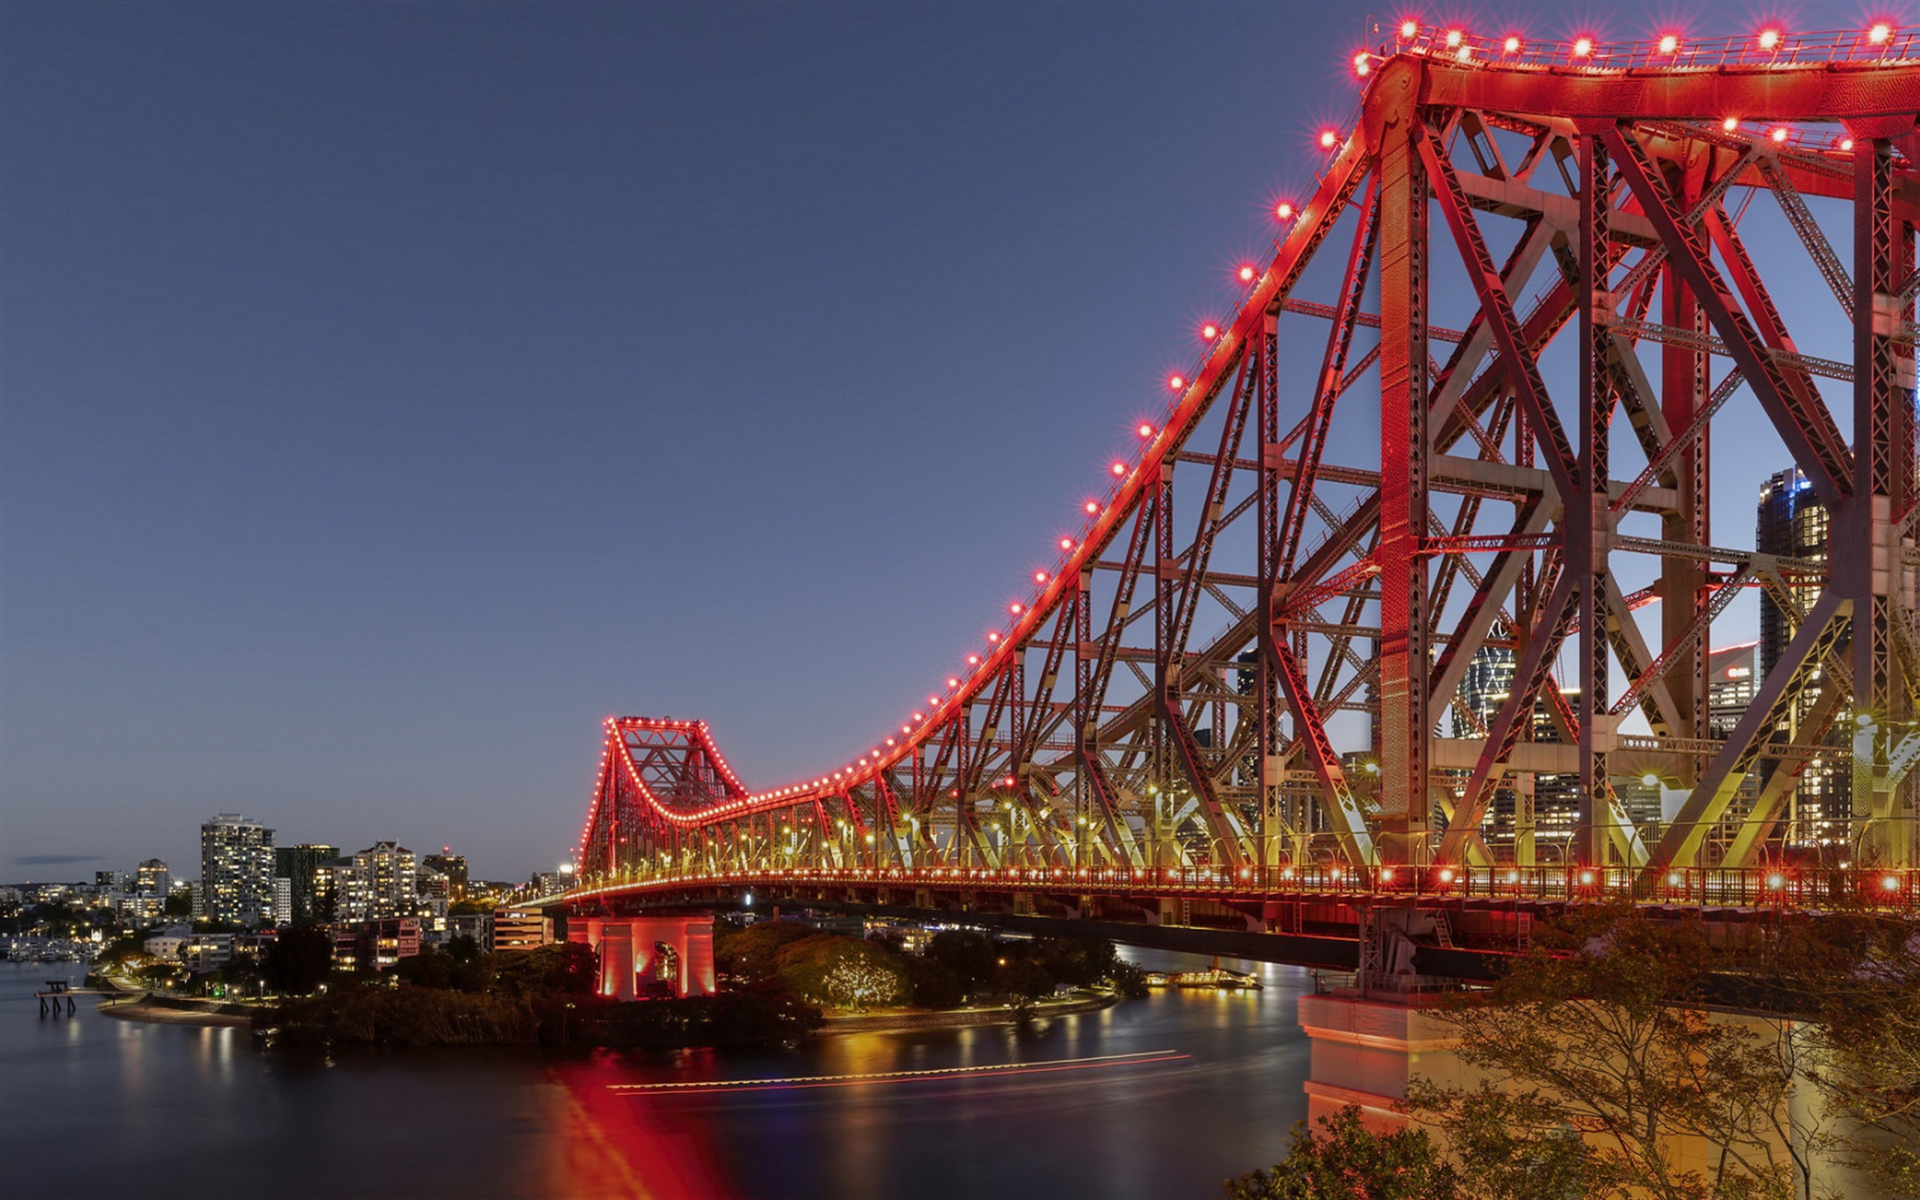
[555,21,1920,983]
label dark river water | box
[0,951,1313,1199]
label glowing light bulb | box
[1009,602,1022,614]
[1503,35,1521,53]
[1201,323,1219,341]
[1841,137,1856,151]
[1111,461,1127,476]
[1274,201,1295,220]
[1758,28,1781,51]
[1658,33,1678,54]
[1444,28,1462,48]
[1572,36,1593,56]
[1353,52,1371,77]
[1238,264,1256,282]
[1059,537,1074,551]
[1084,500,1099,514]
[1884,874,1902,891]
[1318,129,1339,150]
[1033,571,1048,584]
[1723,116,1740,132]
[946,676,959,688]
[1167,375,1185,390]
[967,654,981,665]
[1399,19,1418,38]
[1871,23,1894,44]
[987,631,1000,643]
[1138,422,1155,438]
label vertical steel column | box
[1852,135,1914,866]
[1152,463,1175,866]
[1660,154,1711,789]
[1375,98,1429,867]
[1256,315,1286,866]
[1576,131,1613,868]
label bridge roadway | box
[553,863,1920,982]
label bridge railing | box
[568,863,1920,911]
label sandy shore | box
[97,995,256,1027]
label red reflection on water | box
[542,1050,736,1199]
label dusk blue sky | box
[1,1,1890,880]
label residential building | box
[273,843,339,924]
[200,813,276,926]
[422,851,468,902]
[334,841,420,921]
[330,918,421,972]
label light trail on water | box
[607,1049,1189,1096]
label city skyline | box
[1,1,1869,876]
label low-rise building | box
[492,907,551,951]
[330,918,421,972]
[179,934,234,973]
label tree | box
[263,925,335,996]
[1405,909,1801,1200]
[714,919,832,983]
[773,937,907,1011]
[1767,909,1920,1198]
[924,929,997,987]
[1222,1104,1460,1200]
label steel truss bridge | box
[569,24,1920,934]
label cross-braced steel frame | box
[580,33,1920,900]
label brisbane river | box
[0,951,1313,1199]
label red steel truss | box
[579,25,1920,901]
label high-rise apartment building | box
[135,859,171,896]
[422,851,468,902]
[200,814,275,926]
[273,844,339,924]
[1756,468,1848,852]
[334,841,420,922]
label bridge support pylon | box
[565,914,715,1000]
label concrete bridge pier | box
[566,914,716,1000]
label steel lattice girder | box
[578,47,1920,889]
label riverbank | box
[818,991,1120,1034]
[98,993,256,1027]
